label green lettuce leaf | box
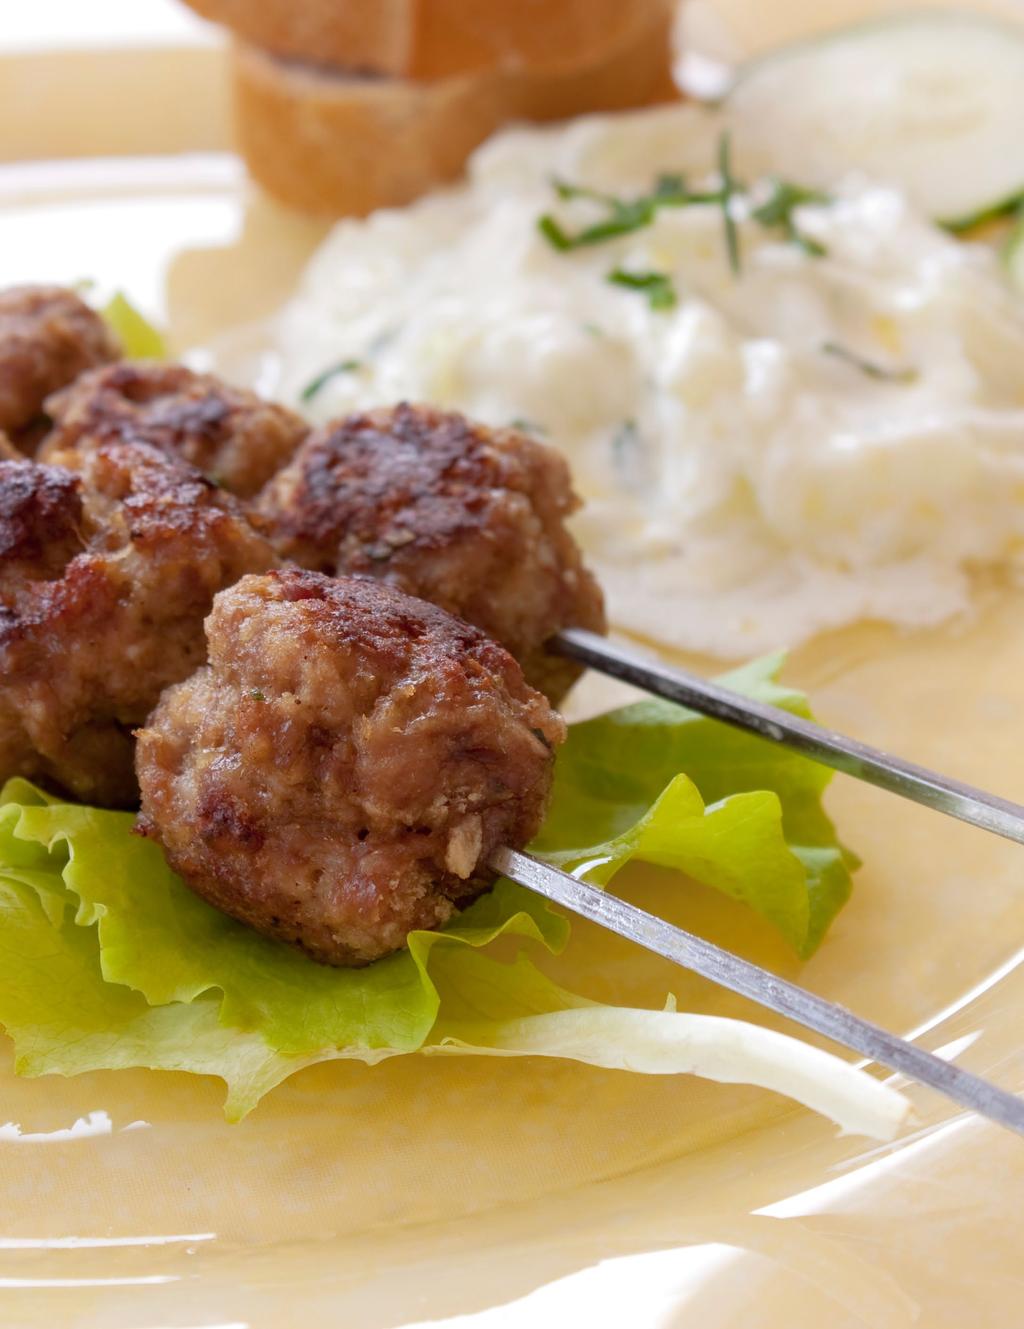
[0,666,904,1136]
[536,655,854,954]
[100,292,167,359]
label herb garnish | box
[300,359,362,403]
[538,200,656,250]
[821,341,918,383]
[716,131,741,276]
[537,173,715,252]
[941,189,1024,236]
[753,179,829,257]
[508,417,547,436]
[611,419,641,470]
[538,150,829,286]
[249,689,266,702]
[607,267,677,310]
[551,178,619,207]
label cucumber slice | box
[726,13,1024,226]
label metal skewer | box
[553,628,1024,848]
[493,846,1024,1138]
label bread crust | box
[185,0,672,80]
[231,3,678,216]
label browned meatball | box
[0,285,119,440]
[42,362,308,498]
[136,568,564,966]
[0,443,278,806]
[256,403,606,703]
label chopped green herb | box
[941,189,1024,235]
[536,198,651,249]
[249,689,266,702]
[550,177,619,208]
[537,214,573,250]
[611,419,641,470]
[717,131,741,276]
[508,417,546,436]
[654,172,687,200]
[538,161,832,275]
[607,267,677,311]
[753,179,829,256]
[653,173,722,208]
[537,174,723,253]
[821,341,918,383]
[752,180,829,228]
[368,326,401,357]
[791,231,827,259]
[300,359,362,403]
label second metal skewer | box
[493,847,1024,1139]
[553,628,1024,848]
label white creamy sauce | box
[271,104,1024,657]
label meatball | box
[41,361,308,498]
[136,568,565,966]
[0,443,278,806]
[256,403,606,702]
[0,285,119,439]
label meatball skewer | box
[15,366,1010,1132]
[129,571,1014,1143]
[136,568,564,966]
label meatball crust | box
[256,403,606,702]
[136,568,565,966]
[0,443,278,806]
[42,362,308,498]
[0,285,119,439]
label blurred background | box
[4,0,1024,162]
[2,0,1022,342]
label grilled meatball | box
[0,285,119,440]
[256,403,606,703]
[136,568,564,966]
[42,362,308,498]
[0,443,278,806]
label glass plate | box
[1,35,1022,1329]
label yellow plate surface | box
[2,20,1024,1329]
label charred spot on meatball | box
[0,285,119,440]
[135,568,565,967]
[0,459,86,589]
[256,403,606,704]
[0,442,278,807]
[42,361,308,498]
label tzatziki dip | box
[272,103,1024,657]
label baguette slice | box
[232,4,678,217]
[186,0,672,80]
